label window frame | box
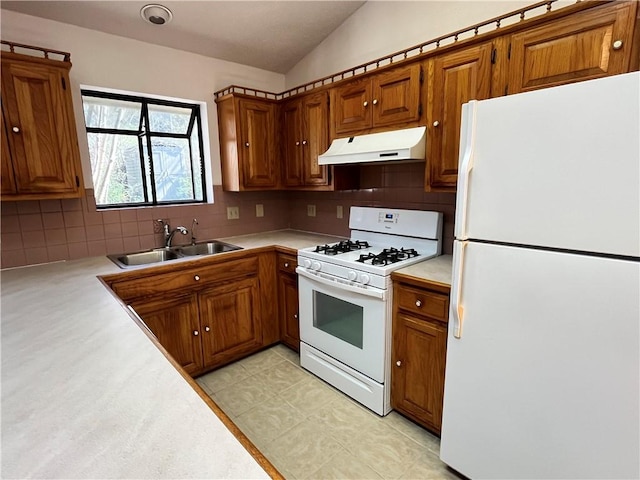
[81,89,207,209]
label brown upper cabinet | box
[331,63,423,137]
[1,50,84,200]
[281,91,331,188]
[216,94,279,191]
[426,42,493,189]
[507,1,638,94]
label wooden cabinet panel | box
[392,312,447,433]
[277,252,299,352]
[372,63,422,128]
[1,110,16,195]
[281,100,303,187]
[427,42,493,189]
[333,78,372,136]
[508,2,638,94]
[239,98,279,188]
[131,294,203,376]
[199,276,263,369]
[301,92,330,186]
[1,54,82,199]
[396,284,449,323]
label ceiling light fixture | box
[140,4,173,25]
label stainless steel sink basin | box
[107,240,243,268]
[175,241,242,256]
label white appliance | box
[318,126,426,165]
[297,206,442,415]
[441,72,640,479]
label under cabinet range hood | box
[318,126,426,166]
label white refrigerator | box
[440,72,640,479]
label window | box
[81,90,206,208]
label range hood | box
[318,126,426,166]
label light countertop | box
[394,254,453,287]
[0,228,447,478]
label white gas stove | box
[296,207,443,415]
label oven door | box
[297,267,388,383]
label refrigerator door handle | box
[451,241,467,339]
[456,102,477,240]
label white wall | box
[1,9,285,187]
[285,0,573,88]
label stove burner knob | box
[347,271,357,281]
[360,274,370,285]
[311,261,322,271]
[303,259,312,269]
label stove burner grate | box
[356,247,419,266]
[314,240,370,255]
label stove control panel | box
[379,212,399,224]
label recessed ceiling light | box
[140,4,173,25]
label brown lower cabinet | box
[277,251,300,352]
[107,252,267,376]
[391,275,450,434]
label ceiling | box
[1,1,366,73]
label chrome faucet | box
[190,218,198,245]
[156,219,189,247]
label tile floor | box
[196,344,463,479]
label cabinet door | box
[281,99,303,187]
[508,2,637,94]
[239,98,278,188]
[199,276,263,369]
[1,109,17,194]
[428,43,492,189]
[131,294,203,376]
[333,78,372,136]
[372,64,422,128]
[1,60,80,195]
[278,272,299,352]
[301,91,330,186]
[392,312,447,433]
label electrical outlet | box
[307,204,316,217]
[227,206,240,220]
[255,204,264,217]
[336,205,343,219]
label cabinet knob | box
[245,142,250,147]
[363,101,369,107]
[396,360,402,367]
[205,326,210,332]
[302,140,307,145]
[12,126,20,133]
[295,141,300,146]
[433,121,440,127]
[193,330,199,336]
[415,300,422,308]
[284,262,289,268]
[372,99,378,105]
[612,40,623,50]
[194,275,200,281]
[294,314,298,319]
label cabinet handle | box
[372,99,378,105]
[396,360,402,367]
[433,121,440,127]
[363,101,368,107]
[294,314,298,319]
[295,141,300,146]
[302,140,307,145]
[612,40,623,50]
[193,330,199,336]
[415,300,422,308]
[194,275,200,281]
[245,142,250,147]
[284,262,289,268]
[205,326,210,332]
[12,126,20,133]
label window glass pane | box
[151,137,194,202]
[313,292,364,349]
[148,104,192,134]
[87,133,145,205]
[83,96,141,130]
[190,119,203,201]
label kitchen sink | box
[107,241,243,268]
[175,241,242,256]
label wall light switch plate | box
[227,206,240,220]
[255,204,264,217]
[307,204,316,217]
[336,205,343,219]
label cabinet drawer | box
[111,256,258,301]
[277,253,297,275]
[395,284,449,323]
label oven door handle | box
[296,267,386,300]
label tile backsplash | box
[0,164,455,269]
